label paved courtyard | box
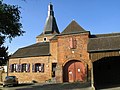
[1,82,120,90]
[0,82,92,90]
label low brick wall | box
[0,72,7,84]
[2,73,7,82]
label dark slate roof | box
[88,34,120,52]
[90,33,120,38]
[61,20,87,34]
[43,15,60,34]
[10,42,50,58]
[50,35,58,41]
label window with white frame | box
[32,63,44,72]
[10,64,17,72]
[43,37,47,42]
[21,63,30,72]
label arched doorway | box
[63,60,86,82]
[93,56,120,87]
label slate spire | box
[43,3,60,34]
[48,2,54,16]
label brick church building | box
[9,3,120,86]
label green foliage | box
[0,0,25,42]
[0,46,8,65]
[0,0,25,65]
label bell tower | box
[36,3,60,42]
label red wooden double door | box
[63,60,86,82]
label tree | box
[0,46,8,65]
[0,0,25,65]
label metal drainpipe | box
[91,62,95,90]
[7,58,9,76]
[91,53,95,90]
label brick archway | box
[63,60,86,82]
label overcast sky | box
[3,0,120,54]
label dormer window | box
[43,37,47,42]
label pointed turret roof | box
[61,20,87,34]
[43,3,60,34]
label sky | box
[3,0,120,54]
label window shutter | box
[69,37,74,49]
[32,64,35,72]
[27,64,30,72]
[16,64,18,72]
[69,37,77,49]
[73,38,77,49]
[10,64,12,72]
[41,63,44,72]
[17,64,20,72]
[19,64,22,72]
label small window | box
[10,64,17,72]
[21,63,30,72]
[43,37,47,42]
[33,63,44,72]
[22,64,27,72]
[52,63,57,77]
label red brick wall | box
[9,32,92,83]
[57,33,90,63]
[50,40,58,63]
[56,33,91,82]
[9,56,51,83]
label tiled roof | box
[88,34,120,52]
[50,35,58,40]
[61,20,87,34]
[90,33,120,38]
[10,42,50,58]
